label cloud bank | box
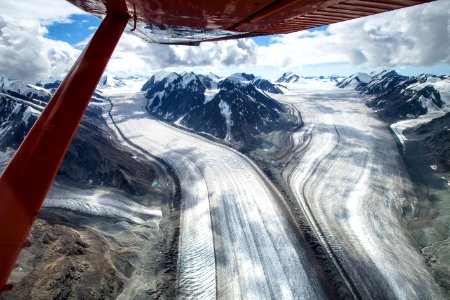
[106,34,258,75]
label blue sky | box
[45,14,100,47]
[0,0,449,80]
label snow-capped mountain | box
[142,72,293,143]
[276,72,344,87]
[0,75,53,102]
[227,72,283,94]
[338,70,450,121]
[0,76,52,149]
[336,72,372,88]
[98,75,126,88]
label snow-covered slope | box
[228,72,283,94]
[0,97,40,149]
[336,72,372,88]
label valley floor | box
[2,80,446,299]
[104,80,444,299]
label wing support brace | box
[0,13,129,290]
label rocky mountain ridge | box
[338,70,450,122]
[141,72,296,144]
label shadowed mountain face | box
[0,76,160,196]
[338,70,449,122]
[142,72,294,144]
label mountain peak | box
[276,72,300,83]
[98,75,125,88]
[228,73,257,83]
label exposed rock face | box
[144,72,206,122]
[142,72,293,144]
[1,215,124,300]
[184,78,288,143]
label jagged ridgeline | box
[141,72,295,144]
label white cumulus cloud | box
[105,33,257,75]
[0,0,84,24]
[258,0,450,70]
[0,16,80,80]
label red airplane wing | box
[68,0,432,44]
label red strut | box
[0,13,129,289]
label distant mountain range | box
[338,70,450,171]
[276,72,343,84]
[141,72,295,144]
[337,70,450,122]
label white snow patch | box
[26,84,51,95]
[44,183,161,224]
[174,115,187,127]
[407,77,450,108]
[181,73,197,89]
[11,103,22,115]
[204,89,219,104]
[207,72,221,81]
[153,71,178,82]
[22,107,40,126]
[218,100,233,140]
